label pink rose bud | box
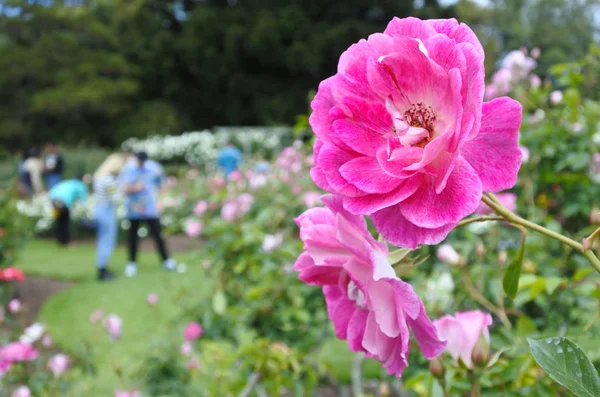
[429,356,445,378]
[8,299,21,314]
[471,335,491,366]
[89,309,104,324]
[180,341,193,356]
[147,293,159,306]
[187,359,199,370]
[48,353,70,377]
[104,314,122,341]
[42,335,53,347]
[434,310,492,369]
[436,244,461,265]
[550,90,563,105]
[183,322,203,341]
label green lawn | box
[19,240,376,395]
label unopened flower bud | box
[475,241,486,257]
[589,207,600,224]
[583,238,593,252]
[379,382,391,396]
[429,357,446,378]
[471,336,491,367]
[497,250,508,264]
[437,244,461,266]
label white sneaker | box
[125,263,138,277]
[163,258,176,271]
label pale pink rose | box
[210,176,225,191]
[302,191,322,208]
[48,353,70,377]
[90,309,104,324]
[183,322,203,341]
[180,341,193,356]
[434,310,492,368]
[221,202,238,222]
[491,68,512,95]
[193,200,208,216]
[104,314,122,341]
[294,195,445,377]
[12,386,31,397]
[436,244,460,265]
[249,174,268,190]
[187,359,199,370]
[305,154,315,167]
[484,84,498,100]
[292,185,302,194]
[261,233,283,253]
[530,47,541,59]
[8,299,21,314]
[277,147,301,169]
[550,90,563,104]
[185,220,203,237]
[477,192,516,215]
[114,390,141,397]
[237,193,254,215]
[519,146,530,164]
[309,17,522,249]
[42,335,53,347]
[147,293,159,306]
[0,360,12,377]
[0,342,38,362]
[529,74,541,88]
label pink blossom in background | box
[210,176,225,191]
[490,68,512,95]
[147,293,159,306]
[477,193,517,215]
[114,390,141,397]
[292,185,302,195]
[221,202,238,222]
[436,244,460,265]
[104,314,122,341]
[237,193,254,215]
[0,342,38,362]
[42,335,53,347]
[530,47,541,59]
[277,147,302,169]
[193,200,208,216]
[550,90,563,105]
[183,322,203,341]
[294,195,445,377]
[187,359,199,370]
[519,146,530,164]
[89,309,104,324]
[279,172,291,184]
[8,299,21,314]
[185,220,203,237]
[529,108,545,124]
[434,310,492,368]
[305,154,315,167]
[166,176,177,188]
[180,341,193,356]
[529,74,541,88]
[303,191,322,208]
[501,50,536,82]
[228,170,242,181]
[309,17,522,249]
[262,233,283,253]
[208,201,219,211]
[484,84,498,101]
[12,386,31,397]
[48,354,70,377]
[249,174,268,190]
[0,360,11,377]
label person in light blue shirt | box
[48,176,90,246]
[120,152,176,277]
[217,143,242,177]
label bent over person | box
[120,152,176,277]
[48,176,90,246]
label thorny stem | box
[482,193,600,275]
[460,272,512,329]
[585,226,600,247]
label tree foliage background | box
[0,0,598,148]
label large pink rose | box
[309,17,522,248]
[433,310,492,368]
[294,195,445,377]
[0,342,38,363]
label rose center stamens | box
[404,102,436,132]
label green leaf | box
[528,337,600,397]
[516,316,538,336]
[503,236,526,299]
[387,248,412,265]
[529,278,547,300]
[212,290,227,315]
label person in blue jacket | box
[48,175,91,246]
[120,152,176,277]
[217,142,242,177]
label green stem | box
[482,193,600,274]
[469,371,481,397]
[457,215,504,227]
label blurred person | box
[93,153,126,281]
[48,175,91,246]
[217,141,242,177]
[43,142,64,189]
[120,152,176,277]
[15,149,30,197]
[123,150,166,188]
[22,147,44,195]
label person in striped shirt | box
[93,153,126,281]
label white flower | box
[262,233,283,253]
[436,244,461,265]
[20,323,45,344]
